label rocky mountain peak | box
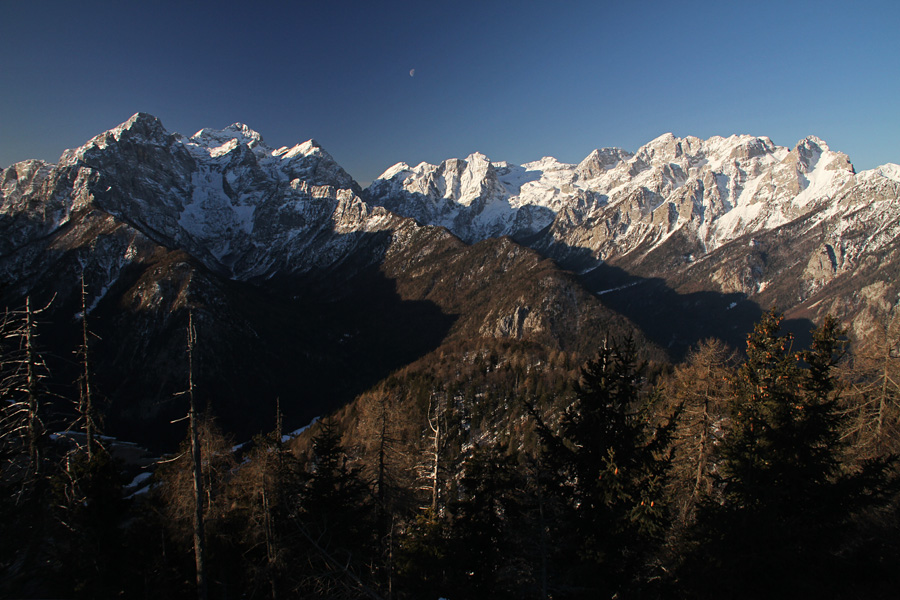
[799,135,828,151]
[634,132,684,163]
[300,138,322,152]
[273,138,322,159]
[119,111,168,138]
[365,130,898,280]
[871,163,900,181]
[725,136,777,161]
[781,135,855,175]
[3,113,384,283]
[191,122,264,150]
[576,147,633,180]
[1,115,899,449]
[58,112,172,166]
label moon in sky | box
[409,68,415,77]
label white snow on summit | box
[364,132,882,264]
[866,163,900,183]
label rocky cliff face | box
[2,113,898,446]
[0,114,629,448]
[365,133,879,264]
[364,133,900,341]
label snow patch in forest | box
[283,416,320,443]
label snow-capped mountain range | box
[4,113,899,327]
[6,113,898,275]
[366,132,900,271]
[0,114,626,445]
[1,113,899,445]
[364,129,900,345]
[1,112,413,285]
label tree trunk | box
[79,275,95,459]
[187,312,208,600]
[25,297,41,476]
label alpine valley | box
[2,112,899,448]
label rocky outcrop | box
[1,114,640,448]
[365,132,880,274]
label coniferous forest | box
[2,304,899,599]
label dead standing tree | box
[419,389,447,514]
[0,296,58,595]
[187,311,208,600]
[75,274,99,460]
[0,296,55,494]
[171,310,208,600]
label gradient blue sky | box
[2,0,898,184]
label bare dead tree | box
[417,390,447,514]
[75,274,99,460]
[186,310,208,600]
[0,297,55,495]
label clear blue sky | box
[2,0,898,185]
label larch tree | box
[665,338,735,525]
[226,400,303,599]
[839,307,900,459]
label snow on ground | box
[282,416,320,443]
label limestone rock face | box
[3,113,900,443]
[364,132,879,274]
[1,112,407,287]
[2,114,635,449]
[803,244,838,285]
[365,131,900,340]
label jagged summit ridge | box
[2,112,900,374]
[1,114,627,448]
[362,131,889,268]
[190,122,264,150]
[1,113,401,284]
[4,114,899,332]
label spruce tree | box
[295,418,378,598]
[445,445,528,600]
[683,310,895,598]
[530,336,672,597]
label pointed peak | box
[273,139,324,160]
[576,148,622,179]
[640,133,678,151]
[797,135,828,151]
[223,123,264,144]
[124,112,164,128]
[376,162,412,181]
[636,132,680,155]
[61,112,170,163]
[465,151,492,164]
[191,122,264,149]
[113,112,168,140]
[650,132,677,144]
